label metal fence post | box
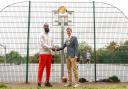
[26,1,31,84]
[93,1,97,82]
[61,24,65,80]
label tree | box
[0,56,5,63]
[96,41,128,64]
[106,41,119,53]
[124,40,128,45]
[54,53,61,63]
[79,41,92,63]
[96,48,112,63]
[6,51,22,65]
[29,53,39,63]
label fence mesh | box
[0,1,128,83]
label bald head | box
[43,23,49,33]
[43,23,49,28]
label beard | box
[44,28,49,33]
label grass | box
[0,83,128,89]
[0,83,8,88]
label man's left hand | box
[75,56,78,59]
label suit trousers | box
[66,56,79,84]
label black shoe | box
[45,82,52,87]
[37,83,42,89]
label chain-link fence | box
[0,1,128,83]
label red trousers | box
[37,54,52,84]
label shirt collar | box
[68,35,72,39]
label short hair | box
[66,27,72,32]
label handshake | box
[51,47,58,51]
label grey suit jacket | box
[57,36,79,58]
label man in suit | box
[54,27,80,88]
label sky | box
[0,0,128,16]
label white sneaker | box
[73,83,80,88]
[64,83,72,87]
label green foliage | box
[29,53,39,63]
[0,56,5,63]
[124,40,128,45]
[3,40,128,64]
[96,49,112,63]
[21,56,27,64]
[0,83,7,88]
[106,41,119,53]
[96,41,128,64]
[79,41,92,63]
[54,53,61,63]
[109,75,120,82]
[97,75,120,83]
[6,51,22,65]
[28,53,62,64]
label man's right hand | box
[51,48,56,51]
